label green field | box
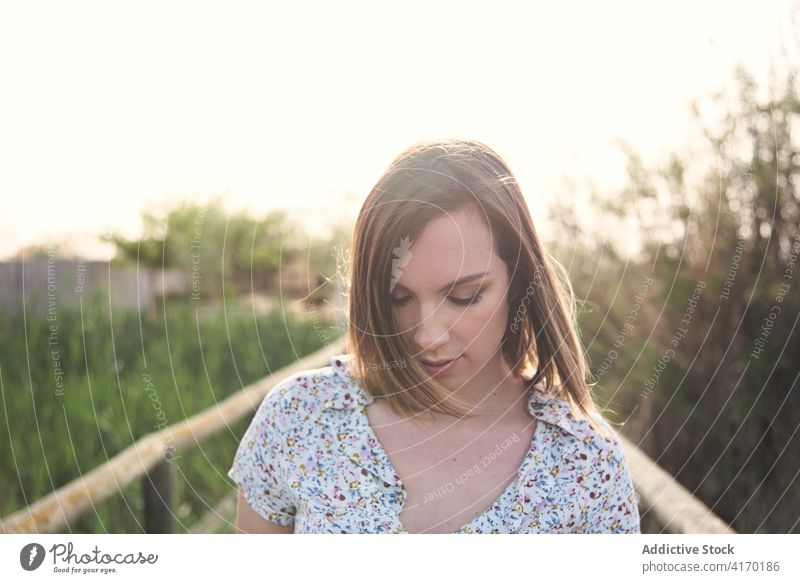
[0,294,337,533]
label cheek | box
[467,295,510,337]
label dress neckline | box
[354,399,543,534]
[327,353,573,533]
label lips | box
[420,358,455,366]
[419,355,460,376]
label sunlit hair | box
[342,138,607,436]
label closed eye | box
[390,292,483,307]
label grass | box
[0,292,339,533]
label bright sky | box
[0,0,796,260]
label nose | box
[412,302,452,353]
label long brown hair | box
[343,138,605,434]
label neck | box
[446,350,529,417]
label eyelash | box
[390,292,483,307]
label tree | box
[550,64,800,533]
[103,196,303,297]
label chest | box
[364,405,538,534]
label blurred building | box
[0,257,190,319]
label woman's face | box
[389,206,513,388]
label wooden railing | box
[619,435,734,533]
[0,337,734,534]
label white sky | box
[0,0,797,260]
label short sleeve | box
[228,386,297,528]
[586,451,641,533]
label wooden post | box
[143,460,174,533]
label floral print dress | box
[228,354,641,533]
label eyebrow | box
[393,271,491,294]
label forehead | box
[394,207,502,288]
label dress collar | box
[323,354,571,533]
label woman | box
[228,138,641,533]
